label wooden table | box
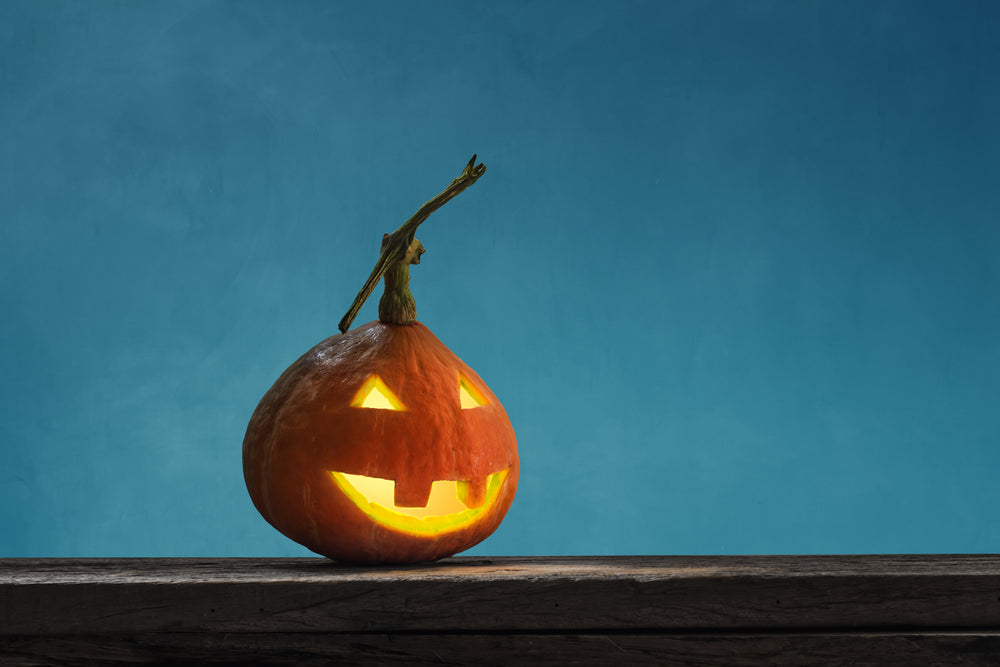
[2,555,999,664]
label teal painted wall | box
[2,0,998,556]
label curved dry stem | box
[338,155,487,332]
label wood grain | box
[4,632,1000,666]
[3,555,1000,664]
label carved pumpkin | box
[243,156,519,563]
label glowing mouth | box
[329,469,509,536]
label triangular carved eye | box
[459,375,488,409]
[351,375,405,410]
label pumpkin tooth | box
[462,477,488,509]
[393,478,433,508]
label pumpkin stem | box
[378,235,424,325]
[338,155,487,332]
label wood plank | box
[3,555,1000,635]
[4,632,1000,666]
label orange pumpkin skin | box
[243,320,519,564]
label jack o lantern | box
[243,156,518,564]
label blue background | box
[2,0,998,557]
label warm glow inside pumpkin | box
[329,372,509,536]
[329,468,509,536]
[352,374,406,410]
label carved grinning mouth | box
[329,469,509,536]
